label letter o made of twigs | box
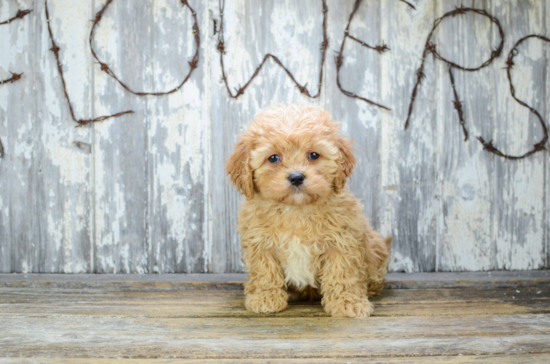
[89,0,200,97]
[429,8,504,72]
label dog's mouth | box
[285,191,311,205]
[282,187,323,206]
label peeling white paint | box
[1,0,549,274]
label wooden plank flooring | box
[0,272,549,362]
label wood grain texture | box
[547,0,550,270]
[326,0,383,241]
[491,0,547,271]
[1,286,548,317]
[91,0,152,273]
[437,0,496,271]
[0,276,549,360]
[146,0,207,274]
[0,0,36,273]
[3,356,550,364]
[1,316,549,358]
[0,0,549,273]
[1,270,548,289]
[380,0,438,272]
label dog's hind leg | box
[365,231,392,297]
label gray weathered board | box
[0,0,548,273]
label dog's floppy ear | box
[334,136,356,192]
[226,138,255,200]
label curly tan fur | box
[226,105,391,319]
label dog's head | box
[226,105,356,206]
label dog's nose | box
[288,172,305,187]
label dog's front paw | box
[245,288,288,314]
[323,293,374,319]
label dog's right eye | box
[268,155,280,163]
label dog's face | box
[226,105,356,206]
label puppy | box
[226,105,391,318]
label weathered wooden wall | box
[0,0,548,273]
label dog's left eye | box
[268,155,280,163]
[308,152,320,160]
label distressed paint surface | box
[380,0,438,272]
[0,0,36,273]
[436,1,496,271]
[490,0,547,271]
[0,0,548,273]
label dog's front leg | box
[318,248,374,319]
[243,247,288,314]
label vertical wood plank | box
[380,0,438,272]
[147,0,207,273]
[325,0,383,240]
[1,0,96,273]
[36,0,98,272]
[436,0,496,271]
[547,0,550,269]
[491,0,547,270]
[207,0,326,272]
[0,0,36,272]
[92,0,150,273]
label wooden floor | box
[0,271,549,363]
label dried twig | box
[0,72,23,85]
[448,66,468,141]
[405,7,504,130]
[217,0,328,99]
[399,0,416,10]
[335,0,413,110]
[89,0,200,96]
[0,9,31,25]
[0,7,33,158]
[45,0,133,126]
[477,34,549,159]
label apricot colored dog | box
[226,105,391,318]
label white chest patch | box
[282,236,317,289]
